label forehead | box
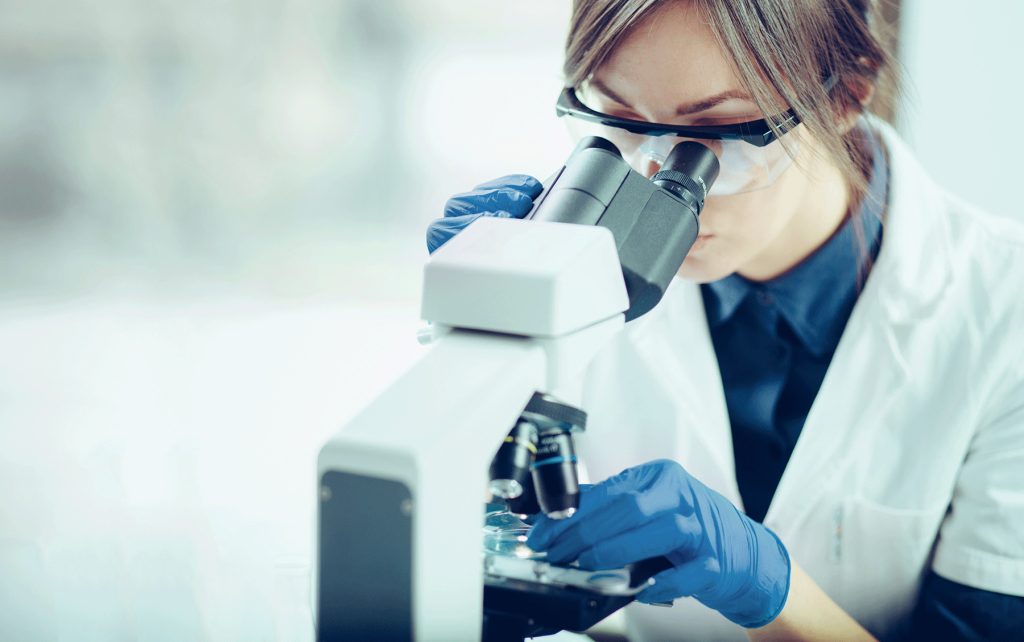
[591,1,748,111]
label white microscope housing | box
[316,216,629,641]
[315,134,716,641]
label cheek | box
[704,183,790,233]
[678,188,794,281]
[697,131,810,242]
[701,190,785,245]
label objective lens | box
[506,474,541,516]
[488,421,538,499]
[531,429,580,520]
[489,479,523,499]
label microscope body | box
[316,137,718,640]
[316,217,628,640]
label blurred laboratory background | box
[0,0,1020,639]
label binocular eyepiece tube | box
[488,393,587,520]
[651,140,720,213]
[527,135,720,321]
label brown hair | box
[564,0,899,221]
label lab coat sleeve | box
[931,374,1024,596]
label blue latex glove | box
[426,174,543,254]
[526,459,791,628]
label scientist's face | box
[585,1,835,283]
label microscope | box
[316,135,719,641]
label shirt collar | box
[703,121,888,356]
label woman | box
[427,1,1024,639]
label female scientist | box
[426,1,1024,639]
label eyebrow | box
[589,78,754,116]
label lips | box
[691,234,714,252]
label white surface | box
[423,218,629,337]
[0,296,425,641]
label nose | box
[634,136,673,178]
[640,157,662,179]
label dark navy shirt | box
[700,124,1024,640]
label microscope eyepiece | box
[573,135,623,157]
[652,141,720,216]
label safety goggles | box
[556,84,803,196]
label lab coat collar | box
[867,117,953,325]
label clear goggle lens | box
[564,116,799,197]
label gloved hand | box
[526,459,791,628]
[426,174,543,254]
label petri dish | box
[482,510,546,559]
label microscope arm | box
[317,328,546,640]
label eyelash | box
[609,110,753,127]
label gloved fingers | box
[426,212,482,254]
[600,460,664,493]
[537,460,690,551]
[426,211,513,254]
[635,570,682,605]
[635,556,718,605]
[603,458,692,497]
[574,512,703,571]
[586,460,690,518]
[471,174,543,197]
[444,185,537,219]
[532,491,656,564]
[528,460,696,562]
[520,482,594,527]
[613,459,710,520]
[526,484,607,551]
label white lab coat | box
[576,120,1024,641]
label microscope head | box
[529,136,719,320]
[488,136,721,521]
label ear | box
[836,59,878,133]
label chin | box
[677,253,736,284]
